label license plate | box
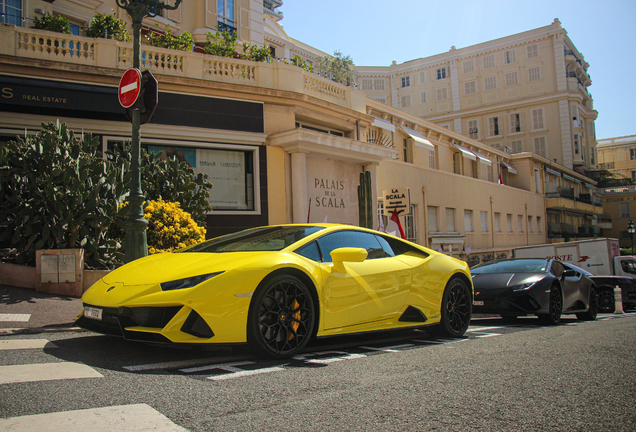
[84,306,103,321]
[473,301,484,306]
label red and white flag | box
[386,210,406,239]
[498,174,504,185]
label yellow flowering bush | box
[144,199,206,254]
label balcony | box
[0,24,366,113]
[548,222,602,239]
[545,188,604,215]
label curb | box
[0,326,87,336]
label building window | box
[509,113,522,133]
[620,202,630,218]
[484,76,497,91]
[507,214,513,233]
[528,66,541,82]
[533,137,547,158]
[483,54,495,69]
[1,0,22,25]
[537,216,543,233]
[468,119,479,139]
[494,212,502,233]
[574,134,579,154]
[590,147,595,165]
[217,0,236,31]
[374,98,387,104]
[531,108,545,130]
[463,59,475,74]
[374,79,386,90]
[518,215,524,233]
[505,71,519,87]
[361,79,373,90]
[534,168,541,193]
[632,171,636,181]
[464,209,473,232]
[480,211,488,233]
[362,78,385,91]
[404,205,417,242]
[630,148,636,160]
[528,216,533,233]
[428,148,436,169]
[419,71,426,84]
[401,76,410,87]
[504,49,517,64]
[420,91,427,104]
[446,208,456,232]
[527,44,539,59]
[403,138,412,163]
[464,81,477,95]
[488,117,501,137]
[510,140,523,153]
[436,67,447,80]
[436,87,449,101]
[428,206,439,232]
[401,95,412,108]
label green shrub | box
[147,25,194,51]
[0,121,124,268]
[86,13,131,42]
[31,14,72,34]
[204,27,238,57]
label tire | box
[538,285,562,325]
[247,274,316,359]
[430,277,472,338]
[597,288,615,313]
[576,286,598,321]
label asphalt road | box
[1,313,635,431]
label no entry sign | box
[118,68,142,108]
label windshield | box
[180,226,325,253]
[471,259,549,274]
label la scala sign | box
[382,187,411,215]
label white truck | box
[513,238,636,312]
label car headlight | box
[511,282,536,291]
[160,272,224,291]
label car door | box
[315,230,412,330]
[552,261,581,309]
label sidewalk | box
[0,285,84,335]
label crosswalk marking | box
[0,362,103,385]
[123,356,237,372]
[0,339,58,350]
[0,403,187,432]
[0,314,31,322]
[359,344,414,353]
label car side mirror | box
[562,269,577,279]
[331,247,368,263]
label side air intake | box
[398,306,428,322]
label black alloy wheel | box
[248,274,315,359]
[596,288,615,313]
[576,286,598,321]
[431,277,472,338]
[538,285,562,325]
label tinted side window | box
[317,231,392,263]
[551,261,564,278]
[380,234,429,258]
[295,241,322,262]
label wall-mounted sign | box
[382,187,410,216]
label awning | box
[400,126,435,149]
[545,167,562,177]
[472,150,492,166]
[500,160,518,174]
[452,144,477,161]
[584,183,595,189]
[372,118,396,132]
[562,174,582,184]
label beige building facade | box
[596,135,636,182]
[0,1,604,264]
[356,19,598,173]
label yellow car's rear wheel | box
[248,274,316,359]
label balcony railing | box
[2,24,365,113]
[548,222,602,239]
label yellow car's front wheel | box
[248,274,316,359]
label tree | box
[315,51,357,85]
[31,14,72,34]
[86,13,131,42]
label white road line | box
[359,344,414,353]
[0,339,58,350]
[0,403,187,432]
[180,361,254,374]
[0,362,102,385]
[466,326,504,333]
[208,366,285,381]
[413,339,468,345]
[0,314,31,322]
[123,356,235,372]
[475,333,502,338]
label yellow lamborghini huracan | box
[76,224,473,358]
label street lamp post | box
[115,0,182,263]
[628,220,635,254]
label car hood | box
[102,251,274,286]
[472,272,542,289]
